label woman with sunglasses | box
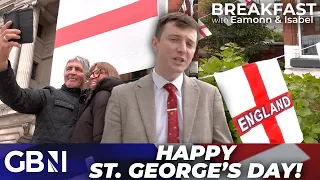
[71,62,122,143]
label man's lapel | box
[135,74,156,143]
[182,75,200,143]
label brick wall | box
[249,44,285,63]
[168,0,184,12]
[282,1,320,45]
[283,0,298,45]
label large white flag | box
[214,59,303,143]
[50,0,168,88]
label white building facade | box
[0,0,59,143]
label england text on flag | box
[198,19,212,40]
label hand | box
[0,21,21,71]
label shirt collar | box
[152,69,183,91]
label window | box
[31,62,38,80]
[298,0,320,56]
[37,24,43,38]
[315,18,320,32]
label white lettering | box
[263,163,280,178]
[262,107,271,119]
[156,145,173,160]
[5,151,25,173]
[176,163,191,178]
[282,96,291,108]
[192,163,207,178]
[270,102,279,115]
[247,163,264,178]
[254,109,263,122]
[89,163,103,178]
[260,3,273,15]
[190,145,205,160]
[158,163,176,178]
[26,151,44,172]
[129,163,145,178]
[283,4,296,15]
[238,116,248,132]
[144,163,159,178]
[306,3,317,15]
[296,4,306,16]
[212,4,223,15]
[205,146,221,160]
[172,146,188,160]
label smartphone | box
[18,8,34,43]
[3,8,34,44]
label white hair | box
[65,56,90,74]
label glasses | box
[88,69,106,78]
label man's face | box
[152,22,197,76]
[64,61,85,88]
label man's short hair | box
[65,56,90,74]
[155,12,198,40]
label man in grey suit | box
[101,12,233,143]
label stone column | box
[8,47,21,74]
[16,6,40,88]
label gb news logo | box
[4,150,67,173]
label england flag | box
[214,59,303,143]
[198,19,212,40]
[50,0,168,88]
[181,0,194,17]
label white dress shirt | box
[152,69,184,143]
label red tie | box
[163,83,180,143]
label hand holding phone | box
[0,21,21,71]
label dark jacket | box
[71,77,122,143]
[0,62,87,143]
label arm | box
[0,62,47,114]
[101,88,122,143]
[212,87,234,143]
[92,92,111,143]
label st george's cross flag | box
[181,0,194,17]
[50,0,167,88]
[214,59,303,143]
[198,19,212,40]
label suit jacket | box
[101,73,233,143]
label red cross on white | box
[198,20,212,40]
[50,0,167,88]
[181,0,194,17]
